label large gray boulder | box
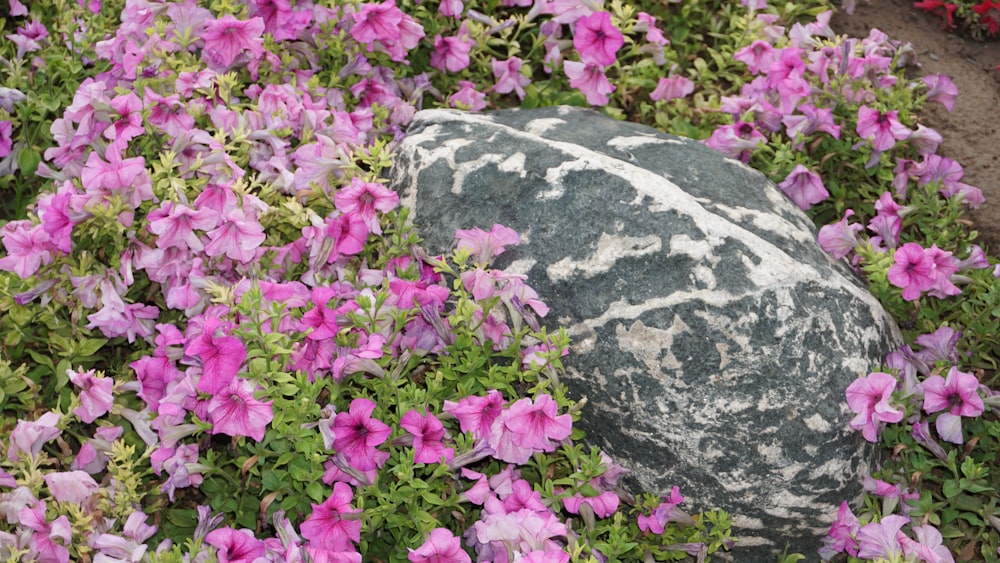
[388,106,900,560]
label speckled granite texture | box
[388,106,902,560]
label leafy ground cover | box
[1,0,999,561]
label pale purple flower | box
[455,224,520,267]
[734,40,775,74]
[7,411,62,462]
[900,524,955,563]
[845,372,904,442]
[922,74,957,111]
[777,165,829,210]
[43,471,99,504]
[638,486,688,534]
[818,209,863,259]
[856,514,908,560]
[68,368,114,423]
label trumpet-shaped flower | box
[573,11,623,66]
[818,210,863,259]
[187,317,247,395]
[334,398,391,471]
[921,366,984,444]
[845,371,904,442]
[856,106,911,152]
[563,60,615,106]
[208,378,274,442]
[68,368,114,423]
[704,122,766,162]
[205,527,267,563]
[443,390,505,441]
[351,0,403,48]
[888,243,935,301]
[202,15,265,69]
[203,207,266,263]
[430,33,473,73]
[491,57,531,100]
[650,75,694,102]
[333,178,399,235]
[408,528,470,563]
[43,471,99,505]
[400,409,454,464]
[8,412,62,462]
[856,514,907,560]
[301,482,362,551]
[777,164,829,210]
[818,501,860,560]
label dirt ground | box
[831,0,1000,250]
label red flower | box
[913,0,958,28]
[973,0,1000,34]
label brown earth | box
[831,0,1000,250]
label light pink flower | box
[408,528,470,563]
[449,81,487,111]
[921,366,983,444]
[44,471,99,504]
[818,210,863,260]
[350,0,403,48]
[703,122,766,162]
[856,514,908,560]
[563,60,616,106]
[400,409,454,464]
[818,501,860,559]
[845,371,904,442]
[856,106,911,152]
[454,224,520,267]
[208,378,274,442]
[443,390,505,441]
[650,75,694,102]
[203,207,266,263]
[491,57,531,100]
[431,33,473,73]
[8,411,62,462]
[921,74,957,111]
[68,368,114,423]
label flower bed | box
[0,0,998,561]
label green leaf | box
[942,480,961,499]
[17,148,41,177]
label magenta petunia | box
[333,398,391,471]
[400,409,454,464]
[443,390,505,441]
[333,177,399,235]
[856,106,911,152]
[887,243,935,301]
[430,33,473,74]
[777,164,829,210]
[818,209,863,260]
[205,527,267,563]
[350,0,404,48]
[186,317,247,395]
[301,482,362,552]
[208,378,274,442]
[563,60,616,106]
[573,11,624,66]
[491,57,531,100]
[202,15,265,69]
[845,371,904,442]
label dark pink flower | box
[301,482,362,551]
[333,398,391,470]
[443,390,505,441]
[489,395,571,464]
[400,409,454,464]
[818,501,860,559]
[0,220,54,278]
[208,378,274,442]
[408,528,470,563]
[777,164,829,210]
[18,501,72,563]
[350,0,404,48]
[186,317,247,395]
[334,178,399,235]
[202,15,265,69]
[573,11,623,66]
[0,120,11,158]
[888,243,935,301]
[563,490,619,518]
[431,33,473,73]
[104,92,144,144]
[734,40,775,74]
[845,372,903,442]
[205,527,267,563]
[564,60,616,106]
[638,486,687,534]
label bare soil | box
[832,0,1000,250]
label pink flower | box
[650,75,694,102]
[8,411,62,462]
[573,11,623,66]
[856,106,911,152]
[818,501,860,559]
[454,224,520,267]
[148,201,217,252]
[845,371,904,442]
[489,395,571,464]
[334,178,399,235]
[431,33,473,73]
[703,122,766,163]
[734,40,775,74]
[203,207,267,263]
[443,390,505,441]
[888,243,935,301]
[205,527,267,563]
[0,220,54,278]
[818,209,863,260]
[491,57,531,100]
[856,514,908,560]
[44,471,99,504]
[449,81,487,111]
[81,146,154,207]
[408,528,471,563]
[350,0,403,49]
[186,317,247,395]
[104,92,144,144]
[18,501,72,563]
[208,378,274,442]
[400,409,454,464]
[68,368,114,423]
[333,398,391,471]
[563,60,616,106]
[921,366,983,444]
[563,490,619,518]
[900,524,955,563]
[301,482,362,551]
[0,120,11,158]
[921,74,957,111]
[637,486,687,534]
[777,164,829,210]
[202,15,265,69]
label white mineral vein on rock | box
[546,232,661,281]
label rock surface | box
[388,106,901,560]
